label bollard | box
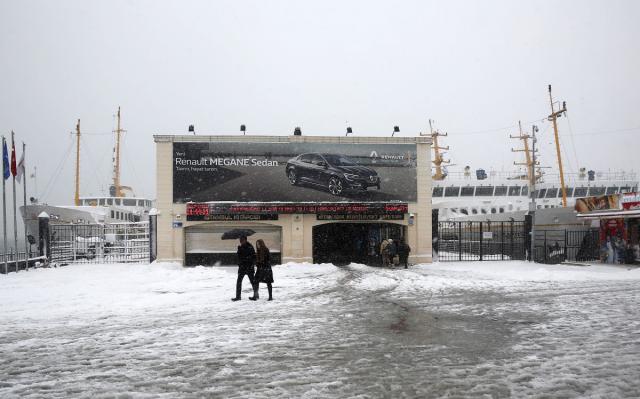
[149,208,158,263]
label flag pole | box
[22,142,29,270]
[11,131,18,272]
[2,136,7,274]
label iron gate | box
[534,229,599,264]
[436,221,527,261]
[50,222,150,265]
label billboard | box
[574,194,620,213]
[173,141,417,203]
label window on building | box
[481,208,487,214]
[499,207,505,213]
[564,187,574,197]
[107,199,113,205]
[475,186,494,196]
[444,186,460,197]
[508,186,521,196]
[460,209,469,215]
[522,186,529,196]
[538,188,547,198]
[491,208,497,214]
[110,210,114,219]
[545,188,558,198]
[123,199,137,206]
[620,186,631,193]
[494,186,508,196]
[472,209,478,215]
[99,199,106,205]
[460,186,475,196]
[589,186,606,196]
[432,187,444,197]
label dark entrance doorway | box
[312,223,404,265]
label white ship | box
[430,86,638,223]
[20,108,153,240]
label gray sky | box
[1,0,639,213]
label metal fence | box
[534,229,600,264]
[50,222,150,265]
[436,221,527,261]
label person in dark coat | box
[398,239,411,269]
[232,235,256,301]
[387,239,398,267]
[251,239,274,301]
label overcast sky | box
[1,0,639,213]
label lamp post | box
[346,127,353,137]
[188,125,195,135]
[392,126,400,137]
[240,125,246,135]
[293,127,302,136]
[529,124,539,262]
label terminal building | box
[153,134,433,266]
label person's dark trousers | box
[235,269,255,299]
[400,256,409,268]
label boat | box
[431,87,639,224]
[20,108,153,241]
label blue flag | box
[2,139,9,180]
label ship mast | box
[74,119,81,206]
[547,85,568,206]
[430,119,450,180]
[112,106,125,197]
[510,120,536,187]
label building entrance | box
[312,223,404,266]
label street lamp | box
[293,127,302,136]
[188,125,195,135]
[392,126,400,137]
[240,124,246,135]
[346,127,353,137]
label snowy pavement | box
[1,261,640,398]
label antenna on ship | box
[510,120,538,187]
[547,85,568,206]
[429,119,450,180]
[111,107,133,197]
[74,119,81,206]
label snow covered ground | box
[1,260,640,398]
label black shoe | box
[268,298,273,301]
[231,297,241,301]
[249,296,258,301]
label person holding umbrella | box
[231,234,256,301]
[250,239,274,301]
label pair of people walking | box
[232,235,274,301]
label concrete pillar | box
[411,138,433,264]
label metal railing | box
[436,221,527,261]
[534,229,600,264]
[50,222,150,265]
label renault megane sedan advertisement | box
[173,141,417,202]
[286,153,380,196]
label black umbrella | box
[221,229,256,240]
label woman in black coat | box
[250,239,274,301]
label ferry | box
[430,86,639,222]
[20,108,153,240]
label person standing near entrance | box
[387,239,398,267]
[380,239,390,266]
[251,239,274,301]
[398,239,411,269]
[232,235,256,301]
